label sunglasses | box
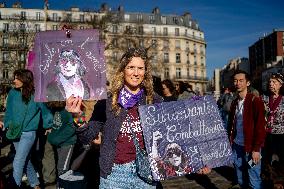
[166,149,182,158]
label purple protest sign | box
[138,95,233,181]
[32,29,107,102]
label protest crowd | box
[0,40,284,189]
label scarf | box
[118,87,144,109]
[267,95,282,132]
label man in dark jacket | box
[228,70,266,189]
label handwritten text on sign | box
[138,96,233,180]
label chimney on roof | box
[0,2,5,8]
[12,2,22,8]
[118,5,124,12]
[71,7,80,12]
[100,3,109,12]
[152,7,160,14]
[183,12,192,19]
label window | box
[20,52,25,61]
[200,45,204,54]
[163,40,169,49]
[138,26,143,34]
[173,17,178,24]
[149,15,155,24]
[185,29,188,36]
[163,27,168,36]
[139,39,144,47]
[175,28,179,36]
[3,69,9,79]
[19,37,25,45]
[66,13,72,22]
[112,25,118,33]
[112,38,118,47]
[113,52,118,61]
[3,36,8,46]
[201,57,204,65]
[187,68,190,77]
[152,53,157,63]
[52,13,58,21]
[175,40,180,49]
[3,52,9,61]
[186,41,190,51]
[126,39,131,48]
[53,25,58,30]
[194,69,197,79]
[176,68,181,78]
[164,68,169,78]
[35,24,40,32]
[164,53,169,63]
[137,14,143,22]
[36,12,41,20]
[161,16,166,24]
[19,23,26,31]
[194,56,197,65]
[176,53,181,63]
[124,14,130,21]
[125,25,131,33]
[152,27,156,35]
[186,53,190,64]
[152,39,157,48]
[80,14,84,22]
[3,23,9,32]
[21,11,26,19]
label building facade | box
[249,29,284,91]
[0,2,208,94]
[219,57,249,89]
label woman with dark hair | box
[66,47,161,188]
[161,79,177,102]
[175,81,195,100]
[1,69,52,188]
[262,73,284,166]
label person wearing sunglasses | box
[46,49,92,101]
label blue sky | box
[5,0,284,78]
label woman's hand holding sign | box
[66,95,83,114]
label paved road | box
[1,112,284,189]
[1,142,235,189]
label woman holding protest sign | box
[2,69,52,188]
[65,47,210,188]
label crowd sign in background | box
[30,29,107,102]
[138,96,233,180]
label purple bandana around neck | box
[118,87,144,109]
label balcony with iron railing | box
[0,15,45,21]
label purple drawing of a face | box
[56,50,86,78]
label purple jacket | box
[76,93,162,178]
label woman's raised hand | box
[65,95,82,114]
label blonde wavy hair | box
[110,48,154,115]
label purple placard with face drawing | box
[32,29,107,102]
[138,95,233,181]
